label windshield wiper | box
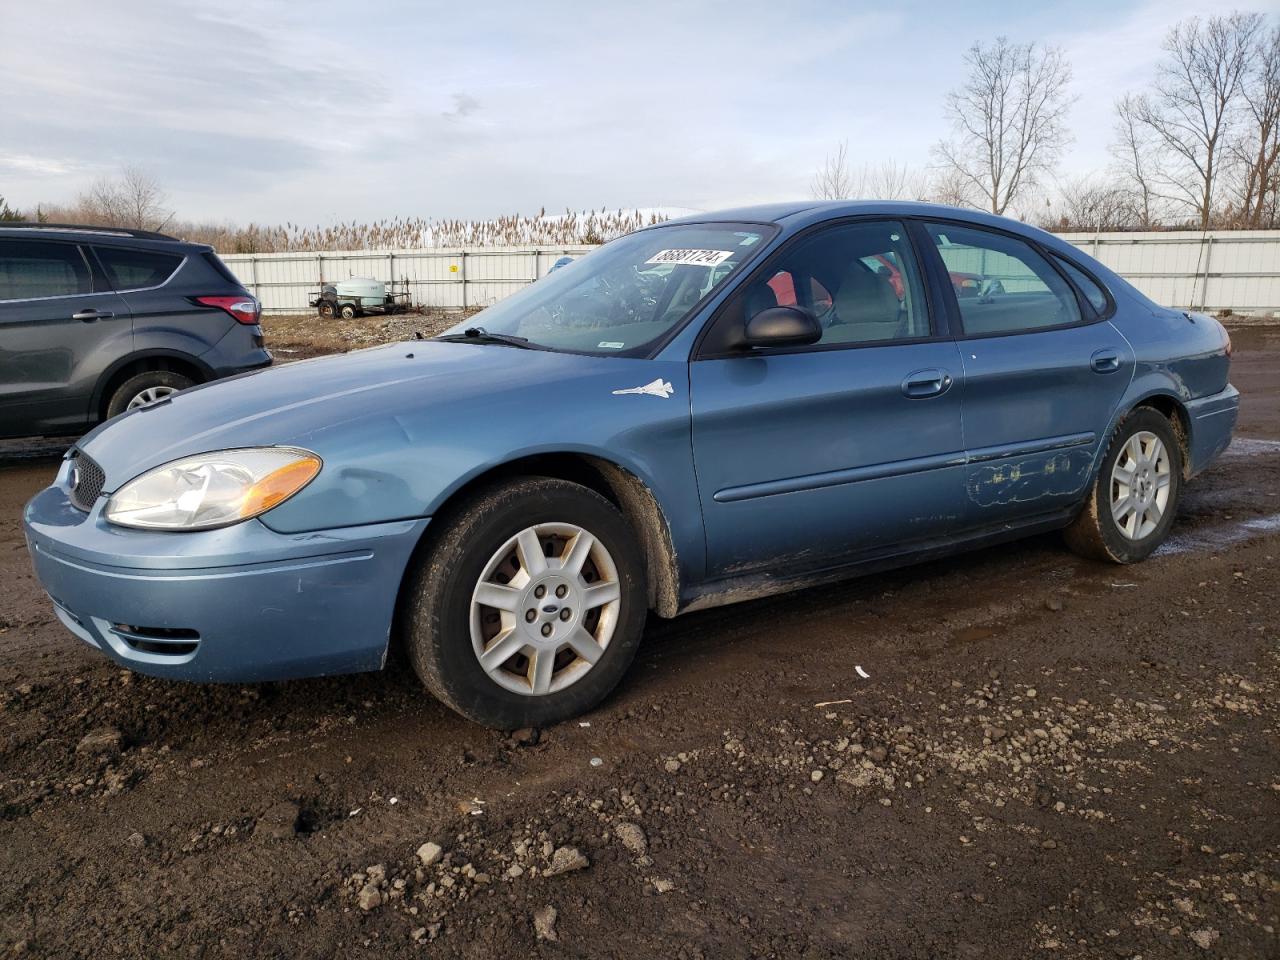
[434,326,538,349]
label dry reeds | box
[179,208,670,253]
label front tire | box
[1064,408,1182,563]
[404,477,648,729]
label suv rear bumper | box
[202,322,272,377]
[23,462,427,682]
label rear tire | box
[318,300,336,319]
[1064,408,1182,563]
[340,303,358,320]
[404,477,648,729]
[106,370,195,420]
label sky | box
[0,0,1247,225]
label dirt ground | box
[1,324,1277,959]
[260,310,468,360]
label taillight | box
[194,295,260,325]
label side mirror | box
[743,306,822,349]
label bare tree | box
[865,159,930,200]
[1131,12,1261,228]
[810,141,855,199]
[1045,175,1141,232]
[1111,94,1162,228]
[1228,24,1280,227]
[926,166,977,207]
[76,166,174,231]
[933,37,1073,215]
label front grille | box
[69,452,105,511]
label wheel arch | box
[1128,391,1192,479]
[402,451,683,620]
[93,350,213,421]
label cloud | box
[0,152,91,178]
[4,0,1258,223]
[443,94,482,120]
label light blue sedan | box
[23,202,1238,728]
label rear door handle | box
[71,309,115,322]
[1090,350,1121,373]
[901,368,954,399]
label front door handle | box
[901,368,954,399]
[71,309,115,322]
[1090,349,1121,373]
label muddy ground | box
[1,326,1277,959]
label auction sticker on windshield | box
[645,249,734,267]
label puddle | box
[1223,437,1280,458]
[1155,511,1280,556]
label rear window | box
[95,246,183,290]
[0,240,92,300]
[203,251,243,286]
[1051,253,1110,315]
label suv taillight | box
[194,295,260,325]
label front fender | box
[256,358,706,586]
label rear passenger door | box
[690,219,967,580]
[0,239,131,438]
[920,221,1134,527]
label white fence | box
[220,246,595,313]
[1059,230,1280,315]
[221,230,1280,316]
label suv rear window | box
[202,251,242,286]
[95,246,183,290]
[0,240,93,300]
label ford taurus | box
[23,202,1239,728]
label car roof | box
[0,223,209,251]
[656,200,1069,248]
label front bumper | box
[22,458,427,682]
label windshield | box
[439,222,775,355]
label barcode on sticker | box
[645,249,733,267]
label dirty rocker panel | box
[713,432,1095,504]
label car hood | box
[77,340,683,499]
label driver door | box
[689,219,967,580]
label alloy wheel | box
[469,522,621,696]
[1110,430,1171,540]
[126,385,180,410]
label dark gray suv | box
[0,223,271,440]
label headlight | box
[104,447,321,530]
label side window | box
[1051,253,1110,315]
[94,247,183,290]
[926,223,1082,335]
[727,220,928,349]
[0,240,92,301]
[765,271,832,312]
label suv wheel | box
[1064,408,1182,563]
[106,370,195,419]
[404,477,647,729]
